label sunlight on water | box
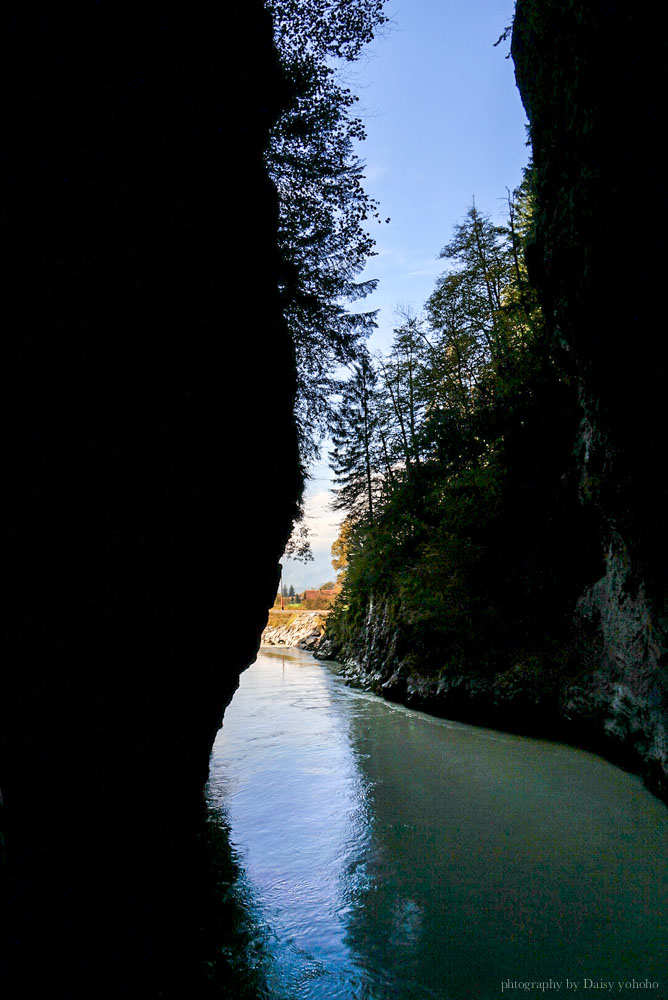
[207,649,668,1000]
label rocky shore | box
[261,611,328,651]
[315,602,666,804]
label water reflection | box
[207,649,668,999]
[207,649,375,998]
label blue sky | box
[282,0,529,592]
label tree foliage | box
[330,350,382,524]
[283,509,314,562]
[331,516,353,579]
[328,176,596,678]
[266,0,388,464]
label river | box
[206,647,667,1000]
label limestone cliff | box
[511,0,667,797]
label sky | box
[282,0,529,592]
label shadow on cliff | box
[510,0,667,796]
[5,7,301,996]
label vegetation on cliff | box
[319,0,666,797]
[326,176,600,685]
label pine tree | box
[425,271,488,412]
[376,313,428,471]
[437,202,512,363]
[330,352,381,525]
[266,0,388,464]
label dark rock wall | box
[511,1,667,795]
[5,7,301,996]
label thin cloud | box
[363,163,390,182]
[404,259,444,279]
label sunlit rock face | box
[5,7,301,995]
[512,0,667,798]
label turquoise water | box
[207,648,667,1000]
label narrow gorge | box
[4,2,666,998]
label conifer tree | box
[437,203,512,363]
[327,181,588,685]
[424,272,488,412]
[266,0,388,464]
[376,313,428,470]
[330,352,381,525]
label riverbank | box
[261,610,329,650]
[315,612,667,804]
